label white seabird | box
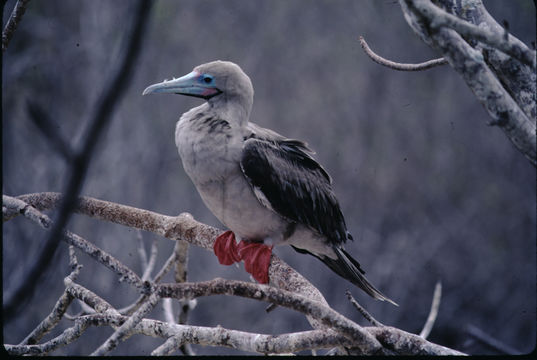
[143,60,396,305]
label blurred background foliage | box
[2,0,535,355]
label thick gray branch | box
[400,0,536,166]
[18,292,73,345]
[410,0,536,69]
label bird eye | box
[202,74,213,84]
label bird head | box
[143,61,254,114]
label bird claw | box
[213,231,273,284]
[213,231,241,265]
[237,241,272,284]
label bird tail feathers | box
[292,245,398,306]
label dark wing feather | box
[291,245,397,305]
[240,137,350,245]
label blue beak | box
[142,71,221,99]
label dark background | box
[3,0,535,355]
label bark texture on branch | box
[5,193,329,330]
[3,193,466,355]
[399,0,536,166]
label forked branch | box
[3,193,465,355]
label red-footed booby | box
[143,60,396,305]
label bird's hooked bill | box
[142,71,221,99]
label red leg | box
[213,230,241,265]
[237,241,273,284]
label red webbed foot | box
[237,241,273,284]
[213,230,241,265]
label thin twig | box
[91,292,160,355]
[345,290,384,327]
[118,245,178,315]
[419,281,442,339]
[466,324,520,355]
[359,36,448,71]
[137,230,148,270]
[162,298,176,325]
[141,237,158,282]
[2,0,31,52]
[68,245,79,272]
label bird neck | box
[209,93,252,128]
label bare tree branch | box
[359,36,448,71]
[91,293,160,355]
[172,240,196,355]
[368,325,464,356]
[137,230,148,270]
[3,193,466,355]
[466,324,520,355]
[419,281,442,339]
[346,289,384,327]
[19,292,74,345]
[157,278,384,354]
[410,0,536,69]
[141,237,158,282]
[7,314,355,356]
[149,324,354,355]
[3,195,146,289]
[399,0,536,166]
[2,0,31,52]
[6,318,92,355]
[9,192,332,331]
[119,240,179,316]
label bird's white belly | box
[196,172,287,242]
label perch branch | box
[4,193,466,355]
[9,192,331,330]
